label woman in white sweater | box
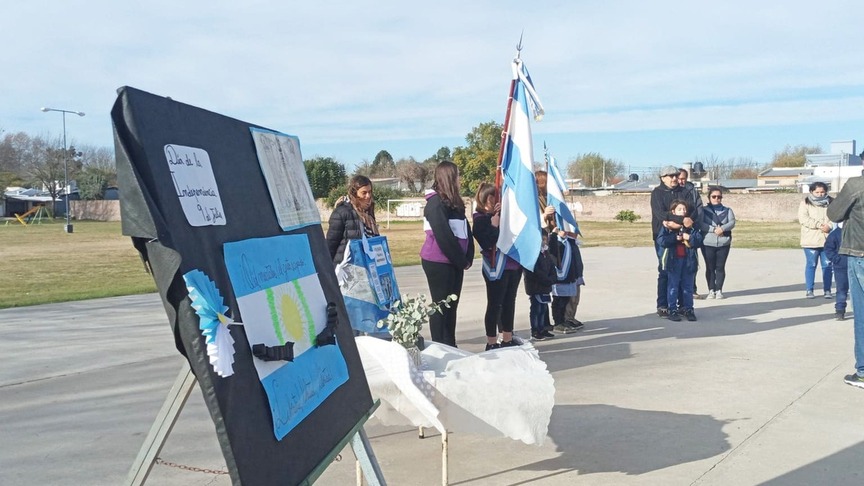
[798,181,834,299]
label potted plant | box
[378,293,458,362]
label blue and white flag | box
[497,60,543,272]
[546,149,581,236]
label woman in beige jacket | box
[798,181,834,299]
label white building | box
[799,140,863,192]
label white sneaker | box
[707,291,716,299]
[715,290,724,299]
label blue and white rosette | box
[183,269,238,377]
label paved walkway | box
[2,247,863,485]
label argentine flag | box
[546,150,581,236]
[497,61,543,272]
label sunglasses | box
[710,195,723,199]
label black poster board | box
[112,86,374,485]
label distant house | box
[609,179,655,194]
[2,186,80,217]
[757,167,813,189]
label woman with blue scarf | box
[798,181,834,299]
[699,187,736,299]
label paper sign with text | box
[165,144,226,226]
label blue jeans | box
[666,256,695,313]
[803,248,832,293]
[847,257,864,376]
[529,295,550,334]
[836,264,849,312]
[656,242,668,309]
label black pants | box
[702,245,731,291]
[551,295,569,325]
[483,268,522,337]
[422,260,464,346]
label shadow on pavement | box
[759,440,864,485]
[539,283,843,374]
[455,404,731,484]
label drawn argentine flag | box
[497,59,544,272]
[223,234,348,440]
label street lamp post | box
[40,107,85,233]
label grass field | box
[0,219,799,308]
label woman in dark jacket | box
[421,160,474,347]
[473,182,522,350]
[326,175,379,266]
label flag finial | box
[515,30,524,60]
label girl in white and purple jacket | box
[420,161,474,347]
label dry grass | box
[0,221,156,308]
[0,218,800,308]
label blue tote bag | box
[335,231,401,333]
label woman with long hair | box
[472,182,522,350]
[420,161,474,346]
[798,181,834,299]
[326,175,379,266]
[699,187,736,299]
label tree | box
[78,145,117,186]
[304,156,346,199]
[0,132,33,195]
[567,152,624,188]
[418,146,451,190]
[694,155,766,180]
[370,150,396,178]
[771,144,822,168]
[353,160,373,177]
[21,135,80,215]
[394,157,428,193]
[451,121,502,194]
[77,165,111,200]
[432,146,451,162]
[728,157,762,179]
[75,145,117,199]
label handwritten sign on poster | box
[164,144,226,226]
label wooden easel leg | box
[125,366,196,486]
[350,429,386,486]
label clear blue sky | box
[2,1,863,175]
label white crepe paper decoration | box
[183,269,239,377]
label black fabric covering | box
[112,86,373,485]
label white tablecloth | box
[355,337,555,445]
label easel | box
[126,366,386,485]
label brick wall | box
[74,193,806,223]
[567,193,804,222]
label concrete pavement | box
[2,247,863,485]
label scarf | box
[350,202,378,236]
[808,194,830,207]
[704,204,729,228]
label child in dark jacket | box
[525,233,558,341]
[825,223,849,320]
[549,230,585,333]
[657,200,704,322]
